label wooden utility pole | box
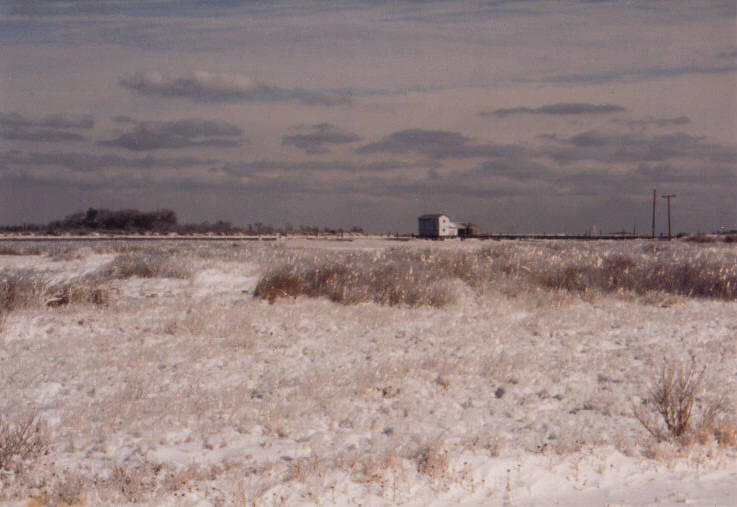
[651,189,657,239]
[662,194,676,240]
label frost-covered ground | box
[1,238,735,505]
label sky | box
[0,0,735,234]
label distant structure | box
[418,214,457,238]
[418,214,477,238]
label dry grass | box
[255,244,737,307]
[541,256,737,300]
[0,271,47,312]
[0,271,109,315]
[254,253,453,307]
[98,251,191,279]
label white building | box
[418,214,460,238]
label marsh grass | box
[1,270,109,314]
[98,251,191,279]
[254,251,453,307]
[255,244,737,306]
[0,271,47,312]
[541,257,737,300]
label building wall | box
[438,216,458,237]
[419,215,458,237]
[418,217,439,237]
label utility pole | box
[662,194,676,240]
[651,189,657,239]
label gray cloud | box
[100,118,245,151]
[8,1,119,16]
[0,112,94,129]
[219,158,425,176]
[119,71,351,106]
[542,130,737,164]
[112,115,136,124]
[0,150,216,172]
[1,127,85,142]
[483,103,626,118]
[633,163,737,185]
[282,123,362,154]
[357,129,525,160]
[472,158,552,181]
[542,64,737,84]
[611,116,691,128]
[717,47,737,59]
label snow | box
[0,238,735,505]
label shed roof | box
[419,213,447,219]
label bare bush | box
[0,415,48,475]
[634,362,728,443]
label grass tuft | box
[99,251,191,279]
[254,252,453,307]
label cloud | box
[357,129,525,159]
[541,64,737,84]
[118,70,351,106]
[0,150,216,171]
[717,47,737,59]
[482,103,626,118]
[472,158,552,181]
[282,124,362,154]
[611,116,691,128]
[8,1,119,16]
[1,127,85,142]
[219,158,424,176]
[112,115,136,124]
[100,118,245,151]
[633,163,736,184]
[542,129,737,164]
[0,112,94,129]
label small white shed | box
[418,214,459,238]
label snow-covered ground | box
[1,238,735,505]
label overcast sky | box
[1,0,735,233]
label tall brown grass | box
[254,245,737,306]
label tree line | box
[0,208,365,236]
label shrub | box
[633,361,727,443]
[0,415,47,475]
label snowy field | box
[1,237,735,506]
